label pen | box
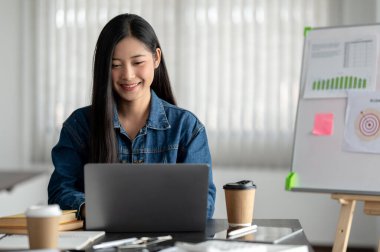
[227,224,257,237]
[93,237,137,249]
[139,235,172,244]
[118,235,173,249]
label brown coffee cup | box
[25,205,62,249]
[223,180,256,227]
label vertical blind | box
[26,0,335,167]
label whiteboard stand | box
[331,194,380,252]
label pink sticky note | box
[312,113,334,136]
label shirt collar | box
[112,90,171,130]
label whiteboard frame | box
[290,23,380,195]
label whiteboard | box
[291,24,380,195]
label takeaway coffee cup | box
[223,180,256,227]
[25,204,62,249]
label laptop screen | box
[84,163,209,232]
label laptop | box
[84,163,209,232]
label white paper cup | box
[25,204,62,249]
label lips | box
[120,82,141,91]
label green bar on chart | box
[344,76,348,89]
[353,77,357,88]
[358,79,362,88]
[335,77,339,89]
[326,79,330,89]
[349,76,352,88]
[363,79,367,88]
[340,77,344,89]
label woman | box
[48,13,216,219]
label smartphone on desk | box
[213,226,303,244]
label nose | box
[121,64,135,80]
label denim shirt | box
[48,91,216,219]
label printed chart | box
[355,108,380,141]
[344,39,373,68]
[344,91,380,153]
[303,35,378,98]
[311,76,367,91]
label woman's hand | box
[80,204,86,219]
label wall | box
[0,0,22,168]
[0,0,49,219]
[0,0,379,248]
[342,0,377,25]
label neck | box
[117,92,151,122]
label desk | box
[87,219,313,251]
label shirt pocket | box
[144,145,179,163]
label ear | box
[154,48,161,69]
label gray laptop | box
[84,163,209,232]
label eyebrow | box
[112,54,147,61]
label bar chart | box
[311,76,368,91]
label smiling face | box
[111,36,161,106]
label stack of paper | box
[0,231,105,250]
[0,210,83,234]
[164,240,309,252]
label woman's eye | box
[134,61,144,65]
[112,64,121,68]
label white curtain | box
[25,0,336,167]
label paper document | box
[0,231,105,250]
[160,240,308,252]
[343,91,380,153]
[303,31,378,99]
[213,226,303,244]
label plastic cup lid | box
[25,204,62,218]
[223,180,256,190]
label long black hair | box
[90,13,176,163]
